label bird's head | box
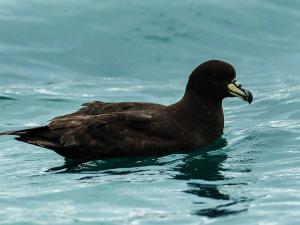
[186,60,253,104]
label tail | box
[0,126,48,136]
[0,126,62,149]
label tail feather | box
[1,126,63,149]
[0,126,49,136]
[15,136,61,148]
[0,130,20,136]
[1,126,76,158]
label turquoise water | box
[0,0,300,224]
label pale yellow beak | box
[228,81,253,104]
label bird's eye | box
[211,73,218,80]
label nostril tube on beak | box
[234,81,242,87]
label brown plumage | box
[0,60,253,159]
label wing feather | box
[49,112,154,151]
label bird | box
[0,60,253,159]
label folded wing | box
[11,110,181,159]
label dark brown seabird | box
[0,60,253,159]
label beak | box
[228,80,253,104]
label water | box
[0,0,300,224]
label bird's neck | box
[168,90,224,138]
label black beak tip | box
[247,91,253,104]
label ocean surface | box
[0,0,300,224]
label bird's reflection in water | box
[47,138,250,218]
[172,138,250,217]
